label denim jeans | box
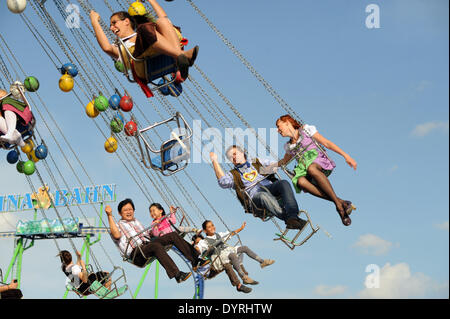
[252,180,299,221]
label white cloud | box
[352,234,394,256]
[358,262,448,299]
[411,121,449,137]
[435,221,449,232]
[314,285,348,297]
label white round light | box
[7,0,27,14]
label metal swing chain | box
[188,0,335,164]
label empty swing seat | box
[135,112,192,176]
[150,137,189,171]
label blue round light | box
[35,144,48,160]
[109,94,121,110]
[7,150,19,164]
[61,63,78,77]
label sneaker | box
[175,271,192,283]
[237,284,252,293]
[260,259,275,269]
[242,275,259,285]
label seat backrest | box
[145,55,177,83]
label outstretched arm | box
[90,10,119,59]
[231,222,246,236]
[313,132,357,170]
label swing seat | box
[88,280,128,299]
[144,55,178,83]
[135,112,192,176]
[273,210,320,250]
[117,37,183,93]
[66,266,129,299]
[0,118,35,150]
[150,137,189,171]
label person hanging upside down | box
[58,250,111,296]
[210,146,308,230]
[105,199,203,283]
[276,114,357,226]
[90,0,199,80]
[0,88,32,147]
[195,220,275,292]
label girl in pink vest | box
[149,203,200,237]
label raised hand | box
[90,10,100,23]
[105,205,113,216]
[209,152,218,162]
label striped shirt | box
[111,219,150,258]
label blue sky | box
[0,0,448,299]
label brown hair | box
[110,11,136,30]
[276,114,301,130]
[59,250,72,273]
[202,220,213,230]
[111,11,150,31]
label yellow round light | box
[27,149,40,163]
[21,139,34,154]
[128,1,146,16]
[59,74,74,92]
[85,100,99,118]
[104,137,118,153]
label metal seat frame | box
[135,112,192,176]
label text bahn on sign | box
[0,184,116,213]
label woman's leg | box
[297,176,347,206]
[150,30,182,58]
[147,0,195,59]
[306,163,350,225]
